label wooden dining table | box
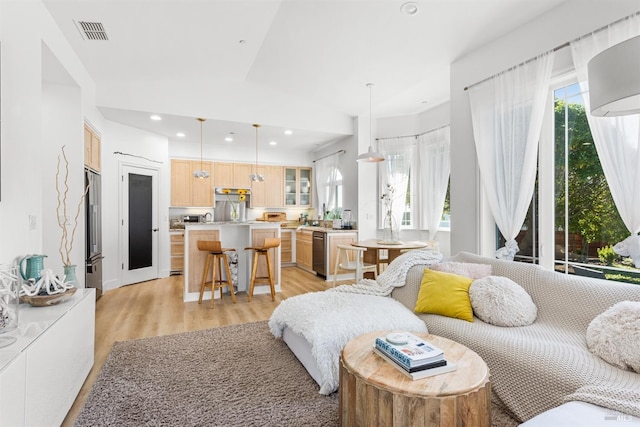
[351,239,430,274]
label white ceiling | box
[42,0,567,151]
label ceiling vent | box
[74,20,109,41]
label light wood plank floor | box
[62,266,339,426]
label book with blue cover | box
[375,332,445,368]
[374,344,448,372]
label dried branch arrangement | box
[56,145,90,267]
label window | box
[501,81,640,284]
[325,168,343,216]
[378,129,451,233]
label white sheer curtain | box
[571,14,640,266]
[468,51,554,260]
[416,126,450,239]
[377,137,415,228]
[314,152,341,217]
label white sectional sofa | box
[391,252,640,424]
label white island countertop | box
[183,222,281,303]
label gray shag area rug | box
[75,321,519,427]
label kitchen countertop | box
[297,225,357,233]
[170,222,357,232]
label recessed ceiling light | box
[150,114,162,121]
[176,132,185,137]
[225,136,234,142]
[239,40,246,44]
[269,141,277,146]
[284,129,293,135]
[400,2,419,15]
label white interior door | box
[121,164,159,285]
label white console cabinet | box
[0,289,95,426]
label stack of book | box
[373,332,457,380]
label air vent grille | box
[75,21,108,41]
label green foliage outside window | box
[554,98,628,261]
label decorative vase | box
[63,265,79,287]
[380,211,401,244]
[230,209,239,222]
[0,265,19,348]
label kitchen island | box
[183,222,281,303]
[295,225,358,282]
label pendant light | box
[357,83,385,163]
[193,118,210,179]
[249,124,264,182]
[588,35,640,117]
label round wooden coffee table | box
[339,331,491,426]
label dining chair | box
[333,245,377,287]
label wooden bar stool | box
[197,240,237,308]
[244,237,280,302]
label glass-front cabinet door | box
[299,168,311,206]
[284,167,312,207]
[285,168,297,206]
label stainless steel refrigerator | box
[85,169,103,299]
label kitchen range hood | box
[214,187,251,196]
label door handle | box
[153,228,159,232]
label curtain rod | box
[312,149,345,163]
[463,42,568,91]
[463,12,640,92]
[376,124,450,141]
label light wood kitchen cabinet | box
[84,124,101,172]
[170,231,185,273]
[285,167,312,207]
[214,162,252,188]
[296,228,313,272]
[214,162,234,187]
[252,165,284,207]
[281,229,294,265]
[171,159,213,207]
[233,163,253,188]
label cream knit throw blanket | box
[328,248,442,296]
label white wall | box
[449,0,640,257]
[42,82,84,279]
[0,1,100,279]
[102,121,171,291]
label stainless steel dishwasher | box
[312,231,326,277]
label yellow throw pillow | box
[414,269,474,322]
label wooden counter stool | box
[244,237,280,302]
[197,240,237,308]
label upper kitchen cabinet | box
[214,162,252,188]
[285,167,312,207]
[252,165,283,207]
[171,159,213,207]
[234,163,253,188]
[84,124,101,172]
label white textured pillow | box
[469,276,537,326]
[431,262,492,279]
[586,301,640,373]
